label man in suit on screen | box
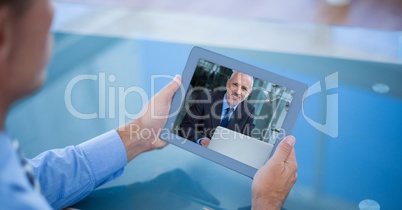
[179,71,255,147]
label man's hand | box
[200,138,211,147]
[251,136,298,210]
[117,75,181,162]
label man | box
[179,71,255,147]
[0,0,297,209]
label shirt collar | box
[0,131,6,138]
[0,130,11,143]
[222,93,239,111]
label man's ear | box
[244,92,251,99]
[0,6,13,75]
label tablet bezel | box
[160,46,308,178]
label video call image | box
[173,59,295,168]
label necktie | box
[11,138,41,192]
[220,107,234,127]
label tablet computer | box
[160,47,307,178]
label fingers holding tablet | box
[117,75,182,161]
[251,135,298,210]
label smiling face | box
[0,0,54,103]
[225,72,253,107]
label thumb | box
[159,75,182,100]
[272,135,296,162]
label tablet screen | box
[172,58,295,167]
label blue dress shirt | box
[0,130,127,210]
[220,93,239,121]
[196,93,239,145]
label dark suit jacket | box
[178,90,255,142]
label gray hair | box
[230,71,254,89]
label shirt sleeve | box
[28,130,127,209]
